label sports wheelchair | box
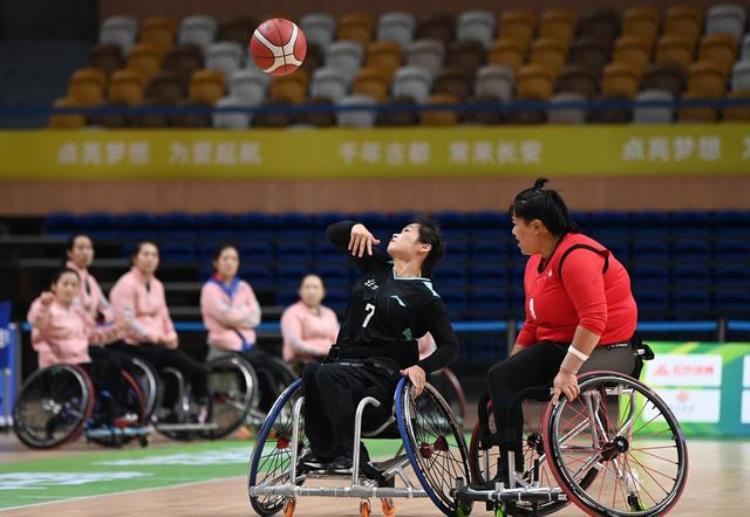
[248,376,472,517]
[12,363,149,448]
[130,352,297,441]
[460,364,688,516]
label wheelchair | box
[12,363,149,449]
[430,367,467,429]
[460,367,688,516]
[248,376,473,517]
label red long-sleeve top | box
[516,232,637,348]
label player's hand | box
[349,224,380,258]
[400,365,427,397]
[551,370,580,405]
[40,291,55,306]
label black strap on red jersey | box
[557,244,610,279]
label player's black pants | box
[303,360,398,460]
[486,341,637,473]
[77,351,127,422]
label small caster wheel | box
[139,435,149,448]
[381,498,395,516]
[284,499,295,517]
[359,499,370,517]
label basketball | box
[250,18,307,76]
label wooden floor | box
[1,439,748,516]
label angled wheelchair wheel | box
[396,377,472,517]
[205,355,256,439]
[87,370,147,448]
[13,364,94,449]
[543,371,688,517]
[430,368,467,429]
[128,357,160,422]
[248,379,306,516]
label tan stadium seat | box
[655,35,695,71]
[140,17,177,57]
[687,61,728,98]
[539,8,577,49]
[145,70,186,104]
[664,6,703,49]
[601,62,640,98]
[517,63,555,100]
[677,88,719,122]
[48,96,86,128]
[366,41,402,81]
[556,64,600,98]
[529,37,567,79]
[126,43,162,82]
[67,68,107,106]
[499,10,536,50]
[623,6,661,46]
[88,43,124,76]
[108,68,146,105]
[269,71,308,104]
[489,38,525,74]
[337,13,375,47]
[723,89,750,121]
[613,35,652,76]
[420,93,460,126]
[698,33,738,77]
[189,69,226,105]
[351,68,390,102]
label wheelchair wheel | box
[543,371,688,517]
[128,357,160,422]
[248,379,306,516]
[396,377,472,517]
[468,392,571,516]
[205,355,255,439]
[87,370,147,448]
[430,368,467,429]
[12,365,94,449]
[154,368,207,442]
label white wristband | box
[567,346,590,362]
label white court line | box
[0,474,246,513]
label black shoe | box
[328,456,353,474]
[298,453,331,472]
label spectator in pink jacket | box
[110,241,209,419]
[28,268,129,423]
[280,274,339,364]
[200,244,289,412]
[65,233,114,324]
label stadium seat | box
[100,15,137,53]
[529,38,567,79]
[674,241,711,263]
[587,94,631,123]
[420,94,459,126]
[310,67,350,102]
[277,242,313,262]
[601,62,640,98]
[301,43,325,77]
[269,71,308,104]
[687,61,727,97]
[229,68,269,105]
[240,265,274,289]
[163,44,204,83]
[352,68,390,102]
[517,63,555,100]
[664,6,703,48]
[698,33,738,77]
[568,37,610,72]
[108,68,146,105]
[714,210,750,236]
[488,38,524,74]
[416,13,455,46]
[472,264,509,287]
[655,35,695,71]
[445,40,486,74]
[633,89,675,123]
[577,8,621,47]
[547,92,587,124]
[498,10,535,50]
[439,289,468,319]
[160,242,196,262]
[366,41,402,81]
[633,239,669,260]
[433,67,473,101]
[337,13,375,47]
[672,211,713,236]
[716,239,750,260]
[179,15,217,51]
[132,98,169,128]
[475,65,514,102]
[724,89,750,120]
[433,264,467,287]
[673,289,711,312]
[471,288,508,313]
[742,33,750,60]
[376,12,416,47]
[457,10,496,47]
[336,94,377,127]
[170,99,212,128]
[295,97,336,127]
[613,35,652,76]
[539,8,577,48]
[213,95,250,128]
[706,4,746,40]
[732,61,750,90]
[218,17,257,46]
[145,71,185,103]
[622,6,660,45]
[205,42,243,79]
[631,211,670,236]
[87,102,129,128]
[300,13,336,48]
[377,95,418,126]
[677,89,719,122]
[406,39,445,74]
[632,265,670,286]
[252,99,293,127]
[126,43,161,82]
[140,17,177,57]
[88,43,124,76]
[392,65,433,102]
[641,63,686,97]
[634,289,669,312]
[325,41,365,81]
[555,64,600,98]
[715,289,750,311]
[67,68,106,106]
[189,69,225,104]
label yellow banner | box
[1,124,749,180]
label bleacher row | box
[44,210,750,317]
[48,5,750,128]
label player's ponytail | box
[509,178,578,236]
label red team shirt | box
[516,232,638,348]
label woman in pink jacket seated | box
[28,268,129,423]
[110,241,209,419]
[280,274,339,364]
[200,244,288,411]
[65,233,113,324]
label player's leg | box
[299,362,336,470]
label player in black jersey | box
[299,217,458,476]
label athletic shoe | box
[113,413,139,429]
[298,453,332,472]
[327,456,354,474]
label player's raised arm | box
[326,220,388,269]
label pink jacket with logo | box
[66,260,114,323]
[280,301,339,362]
[109,268,177,347]
[200,277,262,351]
[27,297,118,368]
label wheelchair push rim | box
[86,370,148,448]
[543,371,688,517]
[13,364,94,449]
[205,355,256,440]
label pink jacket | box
[200,277,261,351]
[66,260,114,323]
[27,297,118,368]
[109,268,177,347]
[280,301,339,363]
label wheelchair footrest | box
[85,426,152,438]
[249,483,428,499]
[455,485,566,505]
[154,422,219,431]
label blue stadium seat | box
[633,288,669,312]
[314,263,350,287]
[632,265,670,286]
[276,288,299,307]
[714,210,750,236]
[78,213,118,240]
[439,289,468,319]
[355,211,390,230]
[237,242,274,264]
[277,242,313,263]
[570,211,589,230]
[632,239,669,260]
[470,288,508,313]
[716,239,750,261]
[46,213,79,235]
[158,212,197,240]
[630,211,669,234]
[118,213,157,238]
[235,213,275,241]
[277,212,314,240]
[323,288,349,312]
[587,211,628,239]
[472,264,510,287]
[715,289,750,311]
[473,241,506,262]
[315,241,343,261]
[674,265,711,285]
[673,238,711,262]
[433,265,466,287]
[714,265,750,289]
[389,211,417,229]
[442,228,470,242]
[313,211,349,229]
[160,242,196,262]
[603,241,628,261]
[277,264,312,286]
[239,264,274,288]
[198,212,234,230]
[433,211,470,228]
[671,211,712,237]
[673,289,711,312]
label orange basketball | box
[250,18,307,76]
